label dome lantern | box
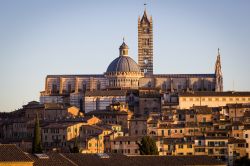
[119,38,129,56]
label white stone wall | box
[40,95,63,104]
[85,96,126,113]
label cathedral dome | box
[106,55,140,73]
[106,40,140,73]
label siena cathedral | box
[40,10,223,114]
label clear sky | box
[0,0,250,112]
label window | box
[178,145,183,149]
[208,83,211,91]
[162,82,167,90]
[135,149,138,153]
[187,144,192,148]
[161,130,164,136]
[52,84,57,93]
[182,98,186,101]
[208,98,212,101]
[148,81,152,87]
[67,83,72,93]
[97,82,101,90]
[82,83,87,92]
[245,134,248,138]
[168,130,171,135]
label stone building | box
[40,9,223,112]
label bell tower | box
[138,9,153,75]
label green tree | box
[137,136,159,155]
[32,113,42,154]
[70,128,80,153]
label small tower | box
[215,48,223,92]
[119,38,129,56]
[138,9,153,75]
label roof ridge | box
[59,153,78,166]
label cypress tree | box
[70,128,80,153]
[137,136,159,155]
[32,113,42,154]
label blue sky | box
[0,0,250,112]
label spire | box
[119,38,129,56]
[215,48,223,91]
[215,48,221,74]
[141,4,150,23]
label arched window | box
[52,84,57,93]
[82,82,87,93]
[162,82,167,90]
[208,83,211,91]
[67,83,72,93]
[144,108,149,115]
[193,83,197,91]
[97,81,101,90]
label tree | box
[79,98,84,114]
[32,113,42,154]
[70,128,80,153]
[137,136,159,155]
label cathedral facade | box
[40,10,223,112]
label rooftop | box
[0,145,227,166]
[0,144,33,163]
[180,91,250,97]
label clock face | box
[144,59,148,64]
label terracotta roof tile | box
[0,144,33,162]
